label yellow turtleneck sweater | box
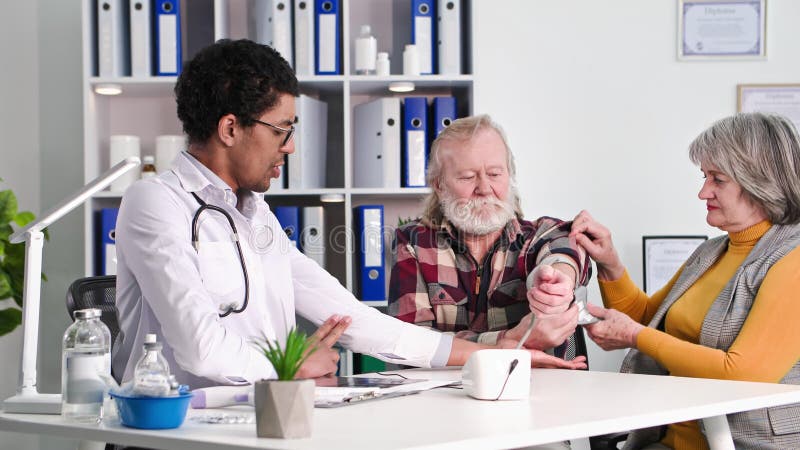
[599,221,800,450]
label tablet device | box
[314,376,424,389]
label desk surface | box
[3,368,800,450]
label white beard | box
[440,189,516,235]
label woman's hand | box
[569,210,625,281]
[583,303,644,351]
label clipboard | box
[315,389,422,408]
[313,376,428,408]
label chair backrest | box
[65,275,121,377]
[565,328,590,370]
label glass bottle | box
[61,308,111,423]
[132,334,171,397]
[141,155,157,179]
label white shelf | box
[81,0,474,374]
[89,77,177,96]
[350,187,432,196]
[265,188,348,197]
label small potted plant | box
[252,328,316,439]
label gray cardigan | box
[620,223,800,450]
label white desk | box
[2,368,800,450]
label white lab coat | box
[113,152,449,388]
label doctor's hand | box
[503,309,578,351]
[569,210,625,281]
[584,304,644,351]
[496,339,587,369]
[296,315,352,380]
[527,264,574,315]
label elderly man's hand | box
[504,308,578,351]
[584,304,644,351]
[527,264,574,315]
[496,338,587,369]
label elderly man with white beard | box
[388,115,591,357]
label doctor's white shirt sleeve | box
[287,245,453,368]
[117,181,275,383]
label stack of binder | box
[354,96,457,189]
[411,0,464,75]
[97,0,229,77]
[96,0,462,78]
[273,205,326,268]
[248,0,342,75]
[96,0,185,77]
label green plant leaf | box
[0,308,22,337]
[14,211,35,227]
[0,270,11,299]
[0,224,11,242]
[0,190,18,225]
[253,328,315,381]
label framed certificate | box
[678,0,766,60]
[642,236,707,295]
[738,84,800,132]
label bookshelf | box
[80,0,473,314]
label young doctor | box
[112,39,586,389]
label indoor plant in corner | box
[252,327,316,439]
[0,181,45,337]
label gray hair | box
[689,112,800,224]
[421,114,524,226]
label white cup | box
[155,135,186,173]
[109,135,141,192]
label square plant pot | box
[254,379,315,438]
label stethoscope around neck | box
[191,192,250,317]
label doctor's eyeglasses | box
[252,118,295,147]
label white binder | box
[129,0,151,77]
[97,0,130,77]
[272,154,287,190]
[301,206,325,268]
[250,0,294,67]
[437,0,461,75]
[412,0,434,75]
[354,98,401,188]
[214,0,229,40]
[289,95,328,189]
[293,0,315,76]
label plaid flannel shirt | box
[388,216,591,355]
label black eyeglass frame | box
[252,118,295,147]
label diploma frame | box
[737,84,800,131]
[642,235,708,294]
[678,0,766,60]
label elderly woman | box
[571,112,800,449]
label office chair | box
[65,275,121,381]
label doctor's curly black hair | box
[175,39,299,145]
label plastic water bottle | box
[132,334,171,397]
[354,25,377,75]
[61,308,111,423]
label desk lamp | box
[3,157,140,414]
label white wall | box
[0,0,83,449]
[0,3,40,449]
[473,0,800,371]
